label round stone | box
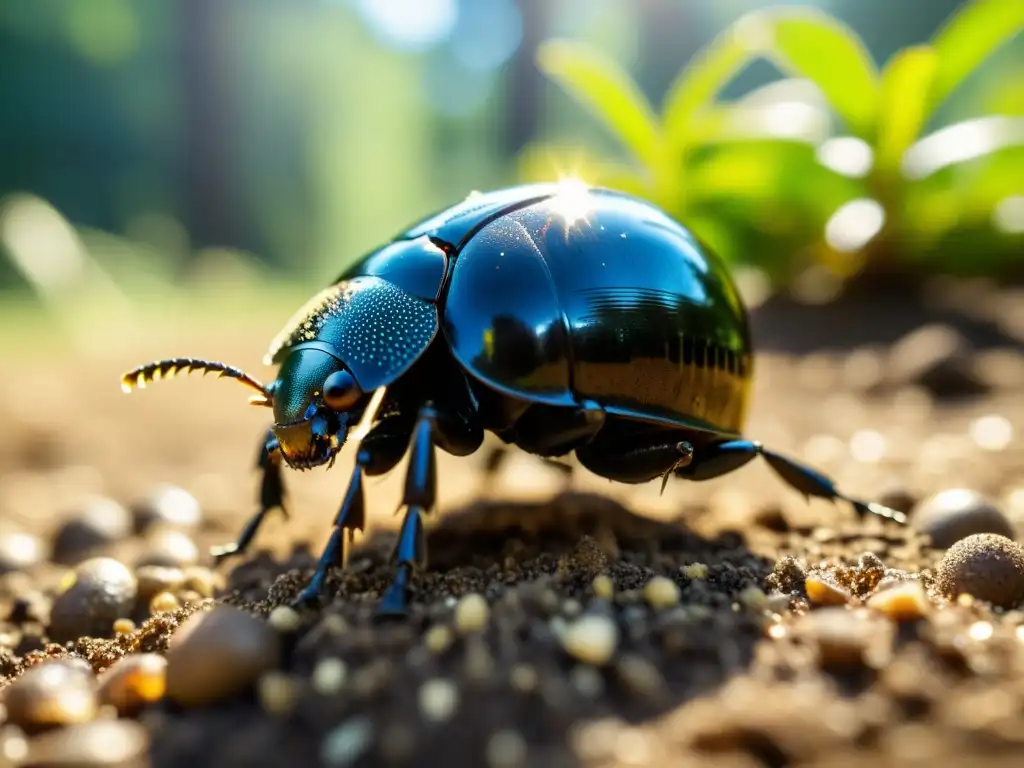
[935,533,1024,609]
[49,558,138,643]
[51,496,132,566]
[131,483,203,532]
[2,659,98,733]
[912,489,1015,549]
[165,605,281,707]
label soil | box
[1,281,1024,768]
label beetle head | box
[270,344,367,470]
[121,343,374,472]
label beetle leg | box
[575,432,694,484]
[291,412,415,606]
[377,404,438,617]
[210,428,288,563]
[291,448,370,606]
[680,440,907,524]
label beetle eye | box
[322,370,362,411]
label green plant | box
[520,0,1024,290]
[753,0,1024,284]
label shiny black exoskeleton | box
[122,180,906,614]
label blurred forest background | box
[0,0,1022,351]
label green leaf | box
[929,0,1024,114]
[876,46,939,175]
[902,116,1024,180]
[756,7,880,139]
[662,26,758,147]
[536,39,664,173]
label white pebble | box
[312,658,347,696]
[592,574,614,599]
[418,678,459,722]
[268,605,301,633]
[560,614,619,666]
[643,577,680,609]
[454,593,489,633]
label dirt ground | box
[1,281,1024,768]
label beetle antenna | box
[121,358,272,403]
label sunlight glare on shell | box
[549,177,593,228]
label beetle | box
[122,180,906,614]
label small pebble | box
[418,678,459,722]
[165,605,281,707]
[312,658,347,696]
[258,671,300,716]
[912,488,1015,549]
[867,580,931,621]
[268,605,301,633]
[135,527,200,568]
[805,575,851,606]
[486,729,528,768]
[681,563,708,580]
[51,496,132,566]
[935,533,1024,609]
[509,663,538,693]
[643,576,680,610]
[134,566,185,606]
[112,618,136,635]
[738,586,767,611]
[0,530,44,574]
[591,574,614,600]
[2,660,98,733]
[321,717,373,767]
[49,557,138,643]
[561,614,619,666]
[149,591,180,615]
[454,593,489,633]
[96,653,167,716]
[181,566,220,598]
[424,624,453,654]
[24,720,149,767]
[131,483,203,532]
[615,653,667,701]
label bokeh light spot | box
[452,0,522,72]
[993,196,1024,234]
[816,137,874,178]
[969,414,1013,451]
[354,0,457,52]
[825,198,885,253]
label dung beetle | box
[122,180,906,614]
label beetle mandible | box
[122,180,906,614]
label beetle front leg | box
[291,413,414,607]
[211,428,288,563]
[377,404,438,617]
[679,440,907,524]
